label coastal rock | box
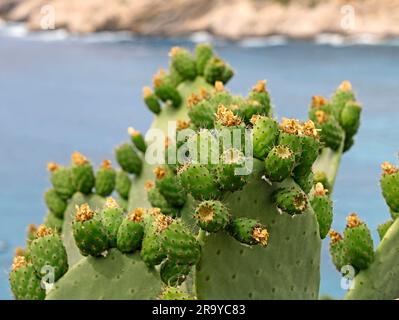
[0,0,398,40]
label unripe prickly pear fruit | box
[44,189,67,219]
[310,183,333,239]
[159,286,193,300]
[160,259,191,286]
[215,105,246,152]
[186,129,219,166]
[95,160,116,197]
[216,149,247,192]
[340,101,361,137]
[264,145,295,182]
[9,256,45,300]
[43,211,63,233]
[154,166,186,207]
[343,213,374,271]
[293,120,320,177]
[273,187,308,215]
[115,170,131,200]
[70,152,95,194]
[178,163,220,200]
[195,43,213,75]
[128,127,147,153]
[195,200,230,233]
[47,162,75,200]
[228,217,269,246]
[308,95,333,119]
[117,208,145,253]
[247,80,271,117]
[204,57,233,85]
[115,143,142,175]
[162,221,201,266]
[29,225,68,281]
[26,224,37,245]
[329,230,347,272]
[169,47,197,81]
[377,220,393,241]
[294,170,314,194]
[313,111,344,151]
[331,80,356,118]
[278,118,303,159]
[145,181,179,218]
[313,171,331,192]
[251,115,279,159]
[100,197,124,248]
[380,161,399,212]
[143,87,161,114]
[188,98,217,129]
[72,203,109,257]
[153,69,182,108]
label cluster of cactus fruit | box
[8,43,399,300]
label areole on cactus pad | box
[12,43,399,301]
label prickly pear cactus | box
[329,160,399,300]
[9,44,361,300]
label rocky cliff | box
[1,0,398,40]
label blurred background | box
[1,0,399,299]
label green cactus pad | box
[377,220,393,241]
[44,189,67,219]
[264,145,295,182]
[10,261,45,300]
[115,143,143,175]
[252,116,279,159]
[196,167,321,299]
[30,232,68,281]
[50,167,76,200]
[159,286,193,300]
[115,170,131,200]
[46,249,163,300]
[195,200,230,233]
[160,259,191,286]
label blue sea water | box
[0,26,399,300]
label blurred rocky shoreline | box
[0,0,398,40]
